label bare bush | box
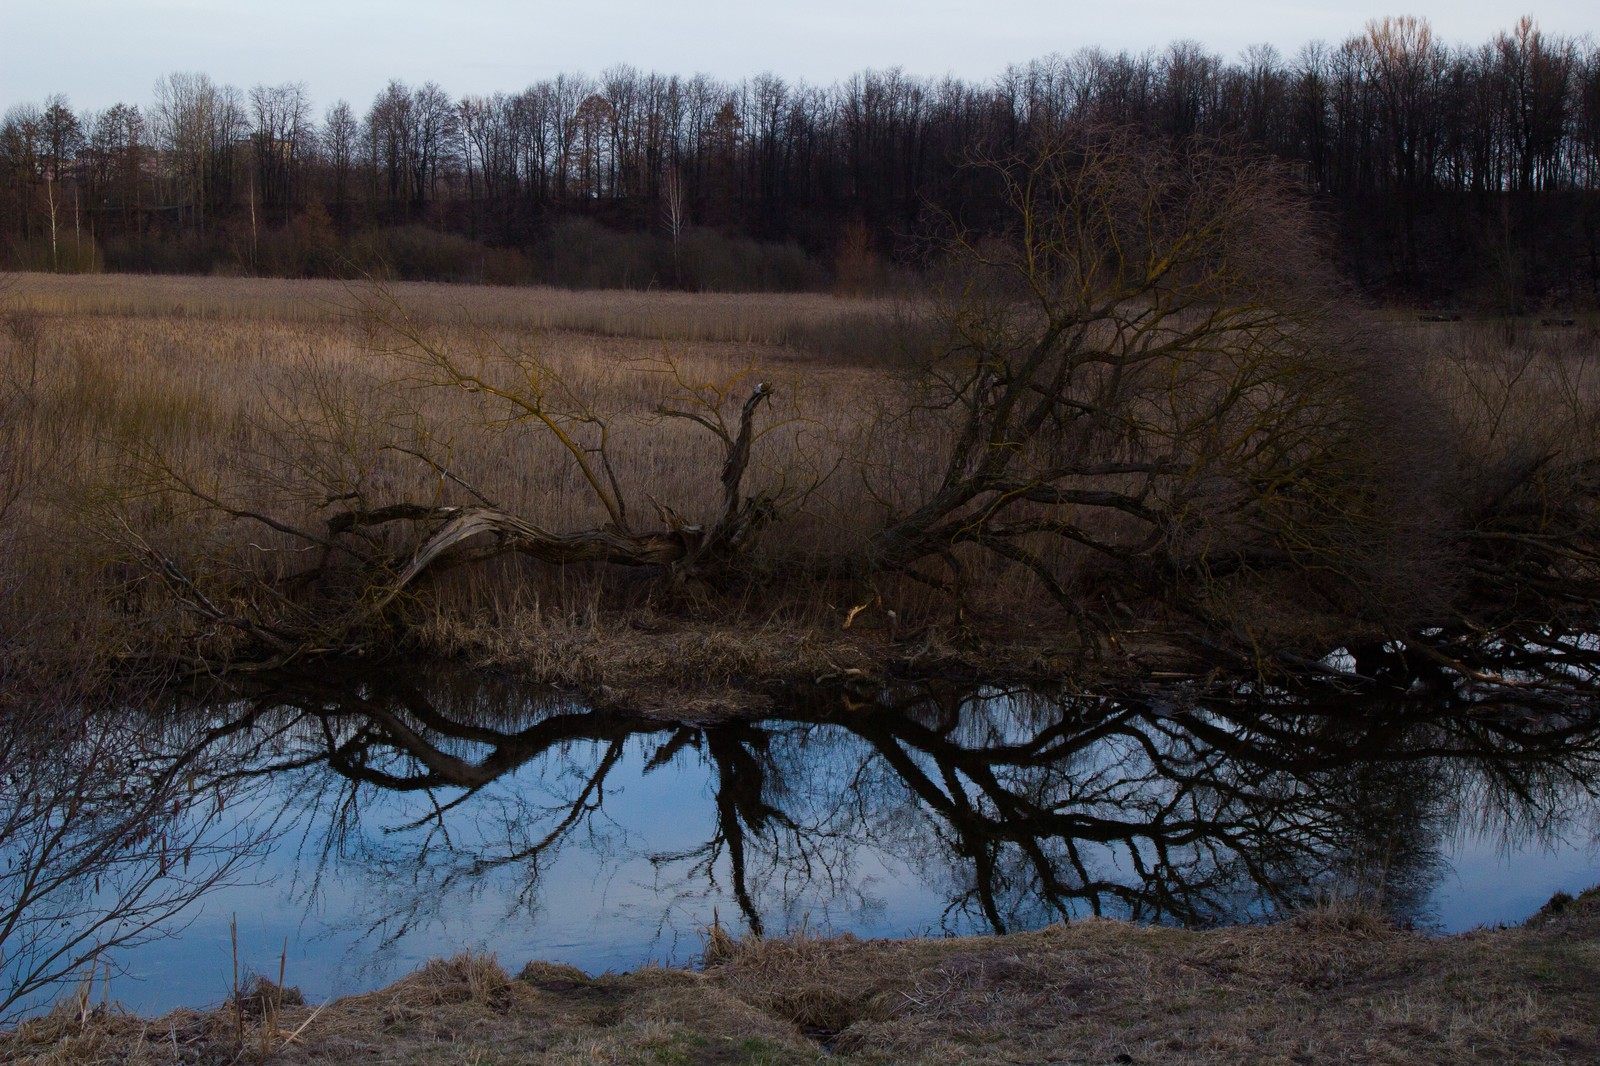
[863,131,1451,638]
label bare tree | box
[1356,17,1446,276]
[364,80,414,208]
[1,105,44,245]
[570,93,616,199]
[865,129,1441,629]
[152,72,245,233]
[83,103,145,230]
[321,99,358,221]
[661,160,686,283]
[249,81,313,224]
[408,83,456,210]
[363,81,457,216]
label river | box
[3,666,1598,1021]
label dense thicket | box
[3,16,1599,305]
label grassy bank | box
[10,889,1600,1065]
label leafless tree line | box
[1,16,1599,296]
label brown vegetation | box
[0,270,908,676]
[866,135,1448,631]
[3,132,1600,696]
[7,889,1600,1064]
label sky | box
[1,1,1595,116]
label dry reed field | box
[9,890,1599,1065]
[4,271,1600,690]
[0,271,957,685]
[3,272,904,347]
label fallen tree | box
[113,309,791,668]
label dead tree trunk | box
[122,370,779,669]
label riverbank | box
[407,605,1234,715]
[10,889,1599,1065]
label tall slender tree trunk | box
[45,176,59,272]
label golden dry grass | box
[0,272,923,523]
[4,271,903,346]
[0,272,961,673]
[1409,317,1600,462]
[5,273,1598,688]
[8,890,1599,1065]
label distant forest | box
[3,15,1598,308]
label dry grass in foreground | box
[0,272,943,677]
[9,889,1600,1065]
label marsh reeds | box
[2,271,906,349]
[223,915,320,1063]
[3,270,1600,687]
[0,271,957,677]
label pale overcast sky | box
[1,2,1594,114]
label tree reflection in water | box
[8,667,1599,1017]
[0,686,281,1022]
[189,669,1600,950]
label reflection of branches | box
[836,694,1316,928]
[797,683,1600,931]
[135,667,1600,981]
[217,673,646,947]
[0,690,271,1022]
[646,724,802,936]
